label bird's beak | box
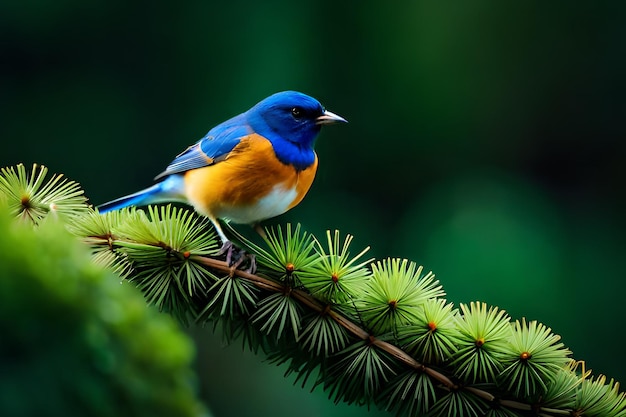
[316,110,348,125]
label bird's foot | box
[218,241,257,274]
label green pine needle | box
[254,223,320,283]
[198,274,259,320]
[575,373,626,416]
[484,407,526,417]
[73,204,221,323]
[298,230,373,304]
[539,360,584,410]
[0,163,88,224]
[397,298,460,365]
[117,206,219,322]
[427,389,487,417]
[322,341,398,405]
[357,258,444,335]
[297,312,350,356]
[452,302,512,383]
[251,292,304,341]
[68,208,136,277]
[499,318,572,399]
[131,263,191,315]
[380,370,436,417]
[117,205,219,256]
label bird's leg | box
[244,253,256,274]
[217,240,236,265]
[253,223,267,239]
[213,220,257,273]
[229,249,257,274]
[217,240,256,274]
[213,219,236,265]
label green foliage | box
[452,302,512,384]
[381,370,436,417]
[428,389,487,417]
[252,292,304,340]
[397,298,460,365]
[538,361,584,410]
[0,163,89,224]
[72,205,221,324]
[2,163,626,417]
[253,223,319,283]
[298,312,350,357]
[323,341,400,406]
[298,230,373,304]
[499,318,571,399]
[0,205,205,417]
[357,258,444,335]
[575,374,626,417]
[200,274,259,320]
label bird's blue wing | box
[154,113,252,180]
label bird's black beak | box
[316,110,348,125]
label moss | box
[0,208,207,417]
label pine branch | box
[71,208,621,416]
[2,163,625,417]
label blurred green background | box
[1,1,625,416]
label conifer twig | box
[191,254,539,412]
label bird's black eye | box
[291,107,303,119]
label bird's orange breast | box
[183,134,317,224]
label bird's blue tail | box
[97,175,187,213]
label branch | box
[2,163,625,417]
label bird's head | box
[246,91,347,150]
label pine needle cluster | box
[2,163,625,417]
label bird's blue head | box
[246,91,346,169]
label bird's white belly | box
[217,184,298,224]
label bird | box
[98,90,347,269]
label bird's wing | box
[154,114,253,180]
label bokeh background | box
[2,1,625,416]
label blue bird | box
[98,91,347,267]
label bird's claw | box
[218,241,257,274]
[218,241,235,265]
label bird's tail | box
[97,175,186,213]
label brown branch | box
[190,254,551,413]
[101,245,557,416]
